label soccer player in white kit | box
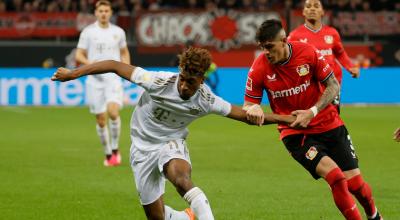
[75,0,131,166]
[52,47,295,220]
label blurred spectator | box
[241,0,255,10]
[205,0,218,11]
[348,0,362,11]
[361,0,371,12]
[0,0,6,12]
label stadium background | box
[0,0,399,219]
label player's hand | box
[394,127,400,142]
[290,109,314,128]
[245,104,264,126]
[349,67,360,78]
[51,67,75,82]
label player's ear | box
[282,37,287,44]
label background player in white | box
[75,0,131,166]
[52,47,295,220]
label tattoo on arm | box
[316,74,340,112]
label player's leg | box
[107,102,122,163]
[105,83,123,164]
[131,142,192,220]
[316,156,362,220]
[87,84,112,165]
[331,126,382,220]
[344,169,382,220]
[283,133,361,220]
[95,113,112,162]
[160,140,213,220]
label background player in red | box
[244,19,382,220]
[288,0,360,112]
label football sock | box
[109,117,121,151]
[96,124,112,155]
[347,174,377,218]
[164,205,190,220]
[183,187,214,220]
[325,168,362,220]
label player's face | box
[177,72,204,100]
[95,5,112,24]
[259,38,286,64]
[303,0,324,21]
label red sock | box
[347,174,376,217]
[325,168,362,220]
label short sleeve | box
[244,58,265,104]
[119,29,127,48]
[210,96,232,116]
[130,67,176,91]
[77,29,89,50]
[312,48,334,82]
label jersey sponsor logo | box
[268,80,310,99]
[299,38,308,43]
[305,146,318,160]
[324,35,334,44]
[267,74,276,81]
[246,77,253,91]
[317,48,333,56]
[296,64,310,76]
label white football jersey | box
[130,67,232,151]
[77,21,127,87]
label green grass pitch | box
[0,106,399,220]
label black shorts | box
[282,125,358,179]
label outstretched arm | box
[290,74,340,128]
[51,60,135,82]
[394,127,400,142]
[228,105,295,125]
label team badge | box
[305,146,318,160]
[246,77,253,91]
[324,35,333,44]
[296,64,310,76]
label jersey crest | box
[296,64,310,76]
[324,35,333,44]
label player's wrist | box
[309,106,318,117]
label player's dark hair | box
[95,0,112,9]
[256,19,283,43]
[179,47,211,77]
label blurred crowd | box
[0,0,399,13]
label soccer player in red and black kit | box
[244,19,382,220]
[288,0,360,112]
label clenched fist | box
[51,67,76,82]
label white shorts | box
[130,139,191,205]
[86,82,123,114]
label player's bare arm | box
[75,48,91,65]
[120,46,131,65]
[243,101,265,126]
[290,74,339,128]
[228,105,295,125]
[51,60,135,82]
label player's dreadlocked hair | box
[256,19,284,43]
[179,47,211,77]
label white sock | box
[109,117,121,151]
[96,124,111,155]
[184,187,214,220]
[164,205,190,220]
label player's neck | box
[98,21,110,29]
[305,19,322,31]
